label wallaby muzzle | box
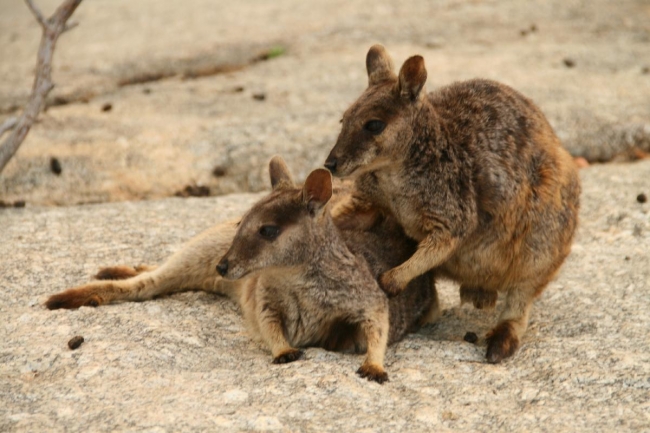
[216,258,229,276]
[324,155,338,174]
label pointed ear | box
[302,169,333,215]
[366,44,395,86]
[269,155,294,190]
[397,55,427,101]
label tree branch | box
[0,0,83,174]
[25,0,48,29]
[0,117,18,138]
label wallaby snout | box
[216,258,229,277]
[324,155,338,174]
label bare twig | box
[0,117,18,138]
[63,21,79,32]
[0,0,83,174]
[25,0,48,29]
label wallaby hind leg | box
[94,265,158,280]
[356,308,390,384]
[460,285,498,310]
[485,284,538,363]
[46,220,240,310]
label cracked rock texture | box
[1,161,649,432]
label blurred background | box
[1,0,649,206]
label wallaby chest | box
[359,166,429,241]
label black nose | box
[324,156,338,173]
[216,259,228,276]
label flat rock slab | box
[2,0,650,205]
[1,161,649,432]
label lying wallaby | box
[46,156,437,383]
[324,45,581,363]
[215,158,437,382]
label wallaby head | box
[325,44,428,177]
[217,156,333,280]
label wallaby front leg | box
[380,232,459,297]
[256,308,303,364]
[357,309,390,384]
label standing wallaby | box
[46,156,437,383]
[324,45,580,363]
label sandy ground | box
[1,0,649,206]
[1,1,649,432]
[1,161,649,432]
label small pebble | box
[142,88,152,94]
[464,332,478,344]
[50,157,62,175]
[563,58,576,68]
[252,93,266,101]
[175,184,210,197]
[101,102,113,112]
[637,193,647,204]
[68,336,84,350]
[233,86,245,93]
[212,165,227,177]
[642,66,649,75]
[520,24,537,37]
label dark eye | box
[364,120,386,135]
[258,225,280,240]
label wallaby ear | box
[302,168,333,215]
[366,44,395,86]
[397,55,427,101]
[269,155,294,190]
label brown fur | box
[325,45,580,363]
[45,156,437,383]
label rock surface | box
[1,161,649,432]
[1,1,649,431]
[1,0,650,205]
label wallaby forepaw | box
[379,271,404,298]
[45,291,102,310]
[272,349,304,364]
[485,321,520,364]
[356,364,389,384]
